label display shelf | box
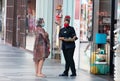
[95,61,107,64]
[90,43,110,75]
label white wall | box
[36,0,43,19]
[36,0,53,58]
[2,0,7,43]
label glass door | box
[79,0,93,71]
[25,0,36,50]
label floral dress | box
[33,27,50,62]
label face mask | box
[64,23,69,28]
[56,10,62,13]
[41,23,45,27]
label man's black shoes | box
[59,73,68,76]
[70,74,77,77]
[59,73,77,77]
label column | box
[36,0,44,19]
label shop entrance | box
[90,0,111,75]
[5,0,36,49]
[79,0,93,71]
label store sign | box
[102,16,111,24]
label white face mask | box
[41,23,45,27]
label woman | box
[33,18,50,77]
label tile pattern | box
[0,43,111,81]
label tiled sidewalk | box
[0,43,112,81]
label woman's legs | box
[35,62,38,76]
[36,59,45,77]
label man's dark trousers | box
[62,48,76,75]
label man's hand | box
[59,37,65,40]
[73,36,78,40]
[64,38,74,42]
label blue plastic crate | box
[95,33,107,44]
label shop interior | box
[79,0,93,72]
[90,0,111,74]
[25,0,36,51]
[79,0,111,75]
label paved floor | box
[0,41,113,81]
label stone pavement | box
[0,43,113,81]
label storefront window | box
[79,0,93,71]
[26,0,36,51]
[90,0,111,75]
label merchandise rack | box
[90,33,110,75]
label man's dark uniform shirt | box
[59,26,76,49]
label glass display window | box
[79,0,93,72]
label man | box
[59,16,78,77]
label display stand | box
[90,33,109,74]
